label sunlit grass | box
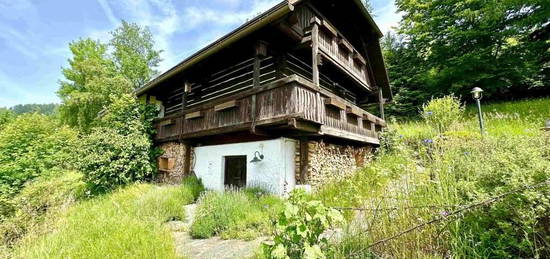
[14,184,194,259]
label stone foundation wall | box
[296,140,373,189]
[157,142,190,184]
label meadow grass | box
[14,184,195,259]
[317,98,550,258]
[191,188,283,240]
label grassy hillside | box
[4,182,198,259]
[318,97,550,258]
[2,98,548,258]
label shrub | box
[78,95,160,193]
[191,189,282,240]
[0,114,78,199]
[421,95,464,134]
[14,184,192,258]
[0,171,85,247]
[263,189,344,259]
[182,175,205,202]
[0,108,14,131]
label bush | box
[421,95,464,134]
[191,189,282,240]
[0,171,85,247]
[0,114,78,199]
[13,184,192,258]
[0,108,14,131]
[182,175,205,202]
[263,189,344,259]
[78,95,160,193]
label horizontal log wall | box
[162,55,277,116]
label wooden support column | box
[378,88,385,121]
[299,137,309,184]
[251,41,268,135]
[311,17,321,87]
[183,143,191,176]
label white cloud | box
[97,0,119,27]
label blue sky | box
[0,0,399,107]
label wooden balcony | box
[302,17,372,91]
[154,75,385,144]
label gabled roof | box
[136,0,386,97]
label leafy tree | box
[110,21,162,89]
[78,95,160,193]
[361,0,374,13]
[57,39,132,132]
[58,21,162,132]
[10,103,59,116]
[0,114,78,199]
[387,0,549,116]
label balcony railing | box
[154,75,384,144]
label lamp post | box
[544,119,550,131]
[471,87,485,136]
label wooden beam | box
[324,97,346,110]
[185,111,203,120]
[184,144,191,176]
[320,20,337,37]
[338,38,354,53]
[346,106,363,117]
[159,119,175,127]
[214,100,239,112]
[299,138,309,184]
[320,126,380,145]
[311,18,321,87]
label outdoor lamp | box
[471,87,485,135]
[544,119,550,131]
[250,151,264,163]
[471,87,484,100]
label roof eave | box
[136,0,299,96]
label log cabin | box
[137,0,392,195]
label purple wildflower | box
[440,211,449,217]
[423,139,433,144]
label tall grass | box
[191,188,283,240]
[14,184,194,258]
[316,98,550,257]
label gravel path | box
[167,204,266,259]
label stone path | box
[167,204,266,259]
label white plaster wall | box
[193,138,297,195]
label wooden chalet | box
[137,0,392,194]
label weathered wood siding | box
[154,77,382,143]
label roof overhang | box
[136,0,386,96]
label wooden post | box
[311,17,321,87]
[378,88,385,121]
[251,41,267,134]
[299,138,309,184]
[183,143,191,176]
[182,82,191,112]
